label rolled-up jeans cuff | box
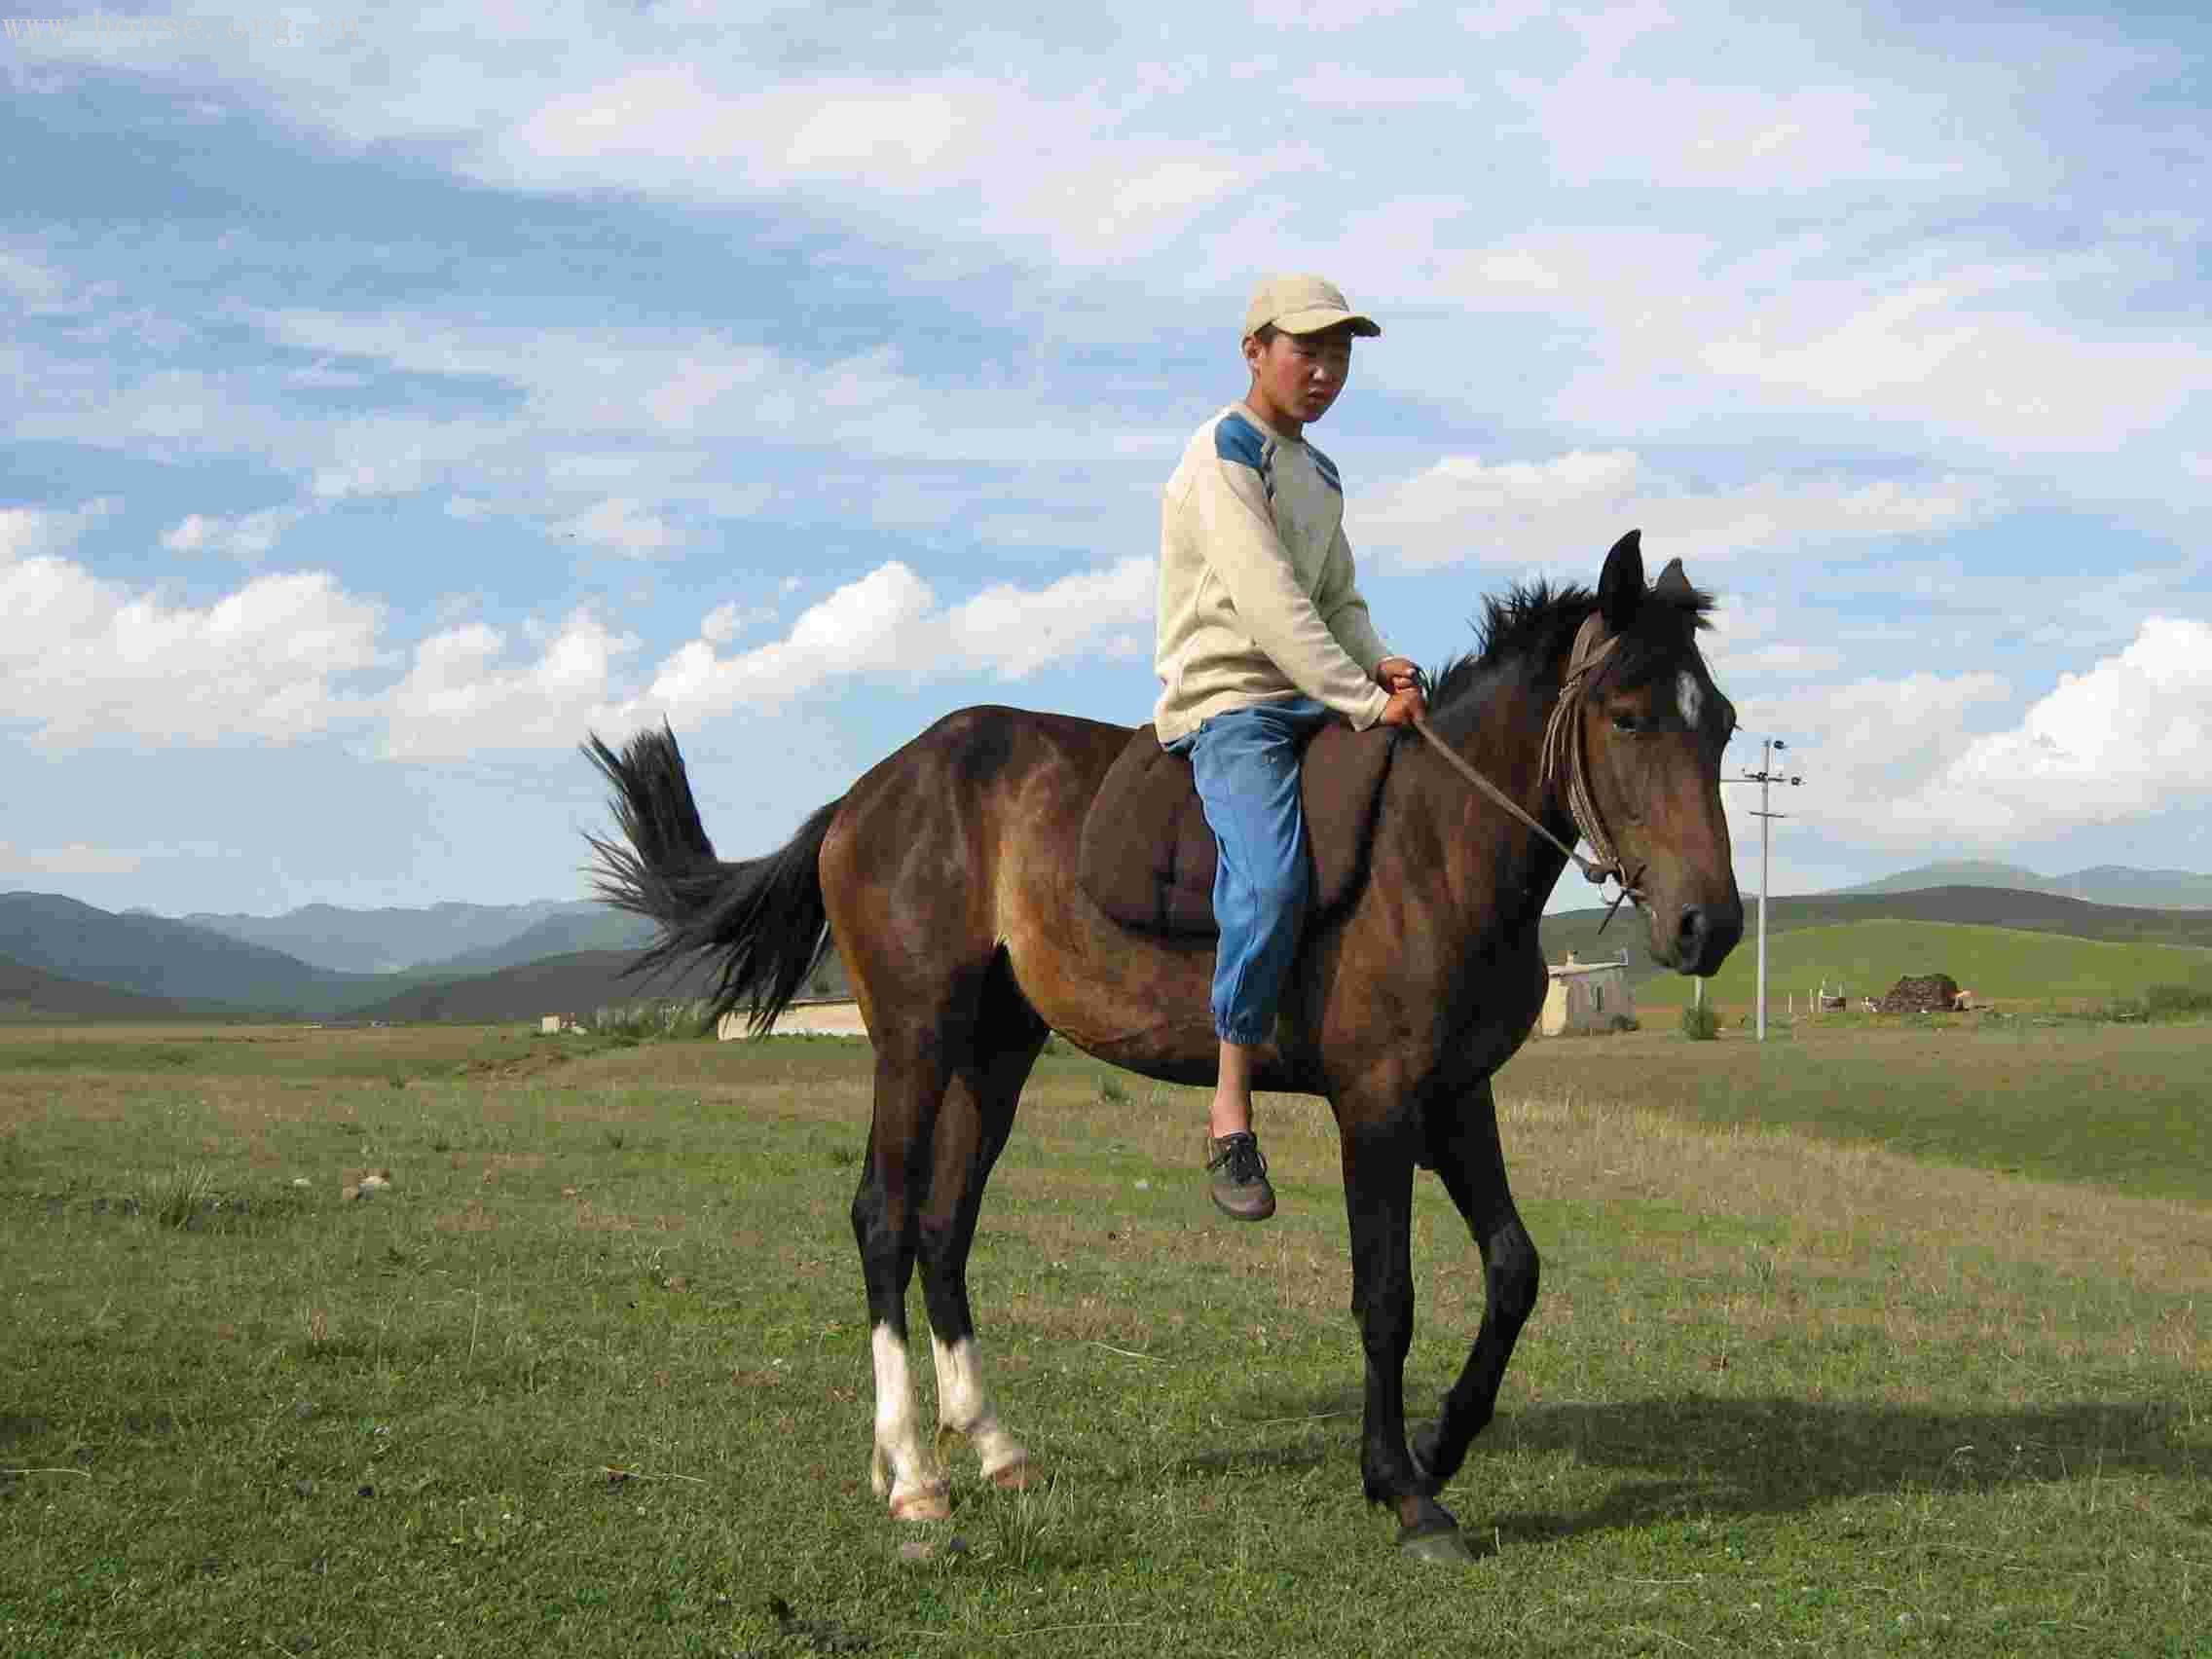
[1214,1017,1272,1047]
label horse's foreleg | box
[1341,1118,1462,1554]
[1411,1076,1540,1492]
[921,1031,1041,1491]
[853,1062,949,1522]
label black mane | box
[1423,578,1714,742]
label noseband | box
[1410,611,1647,927]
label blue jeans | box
[1165,695,1336,1046]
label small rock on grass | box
[897,1534,970,1563]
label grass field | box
[3,1021,2208,1656]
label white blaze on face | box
[931,1333,1027,1480]
[1676,668,1705,730]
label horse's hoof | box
[890,1485,951,1523]
[1397,1522,1478,1566]
[988,1457,1039,1492]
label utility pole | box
[1725,739,1804,1042]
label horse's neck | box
[1420,668,1575,928]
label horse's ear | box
[1652,556,1694,600]
[1598,530,1644,632]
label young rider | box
[1153,275,1425,1222]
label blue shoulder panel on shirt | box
[1214,411,1268,472]
[1308,444,1344,494]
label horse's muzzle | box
[1670,901,1743,977]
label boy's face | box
[1244,323,1356,428]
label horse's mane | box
[1423,578,1714,744]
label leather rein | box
[1407,612,1647,931]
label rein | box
[1408,612,1647,928]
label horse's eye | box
[1611,712,1641,735]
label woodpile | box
[1878,973,1962,1014]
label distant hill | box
[0,891,385,1015]
[1832,861,2212,909]
[0,953,223,1021]
[1631,918,2212,1013]
[178,899,601,975]
[344,950,722,1024]
[1540,885,2212,991]
[417,905,659,976]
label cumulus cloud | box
[378,610,643,761]
[641,556,1155,725]
[1891,618,2212,842]
[1358,450,1997,570]
[0,559,384,747]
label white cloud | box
[1891,617,2212,842]
[378,610,642,762]
[0,839,142,876]
[1359,450,1997,570]
[0,560,383,747]
[161,505,302,561]
[642,555,1156,724]
[553,496,678,556]
[0,498,118,562]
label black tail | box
[581,722,841,1036]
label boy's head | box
[1239,275,1381,433]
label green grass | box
[1,1022,2207,1656]
[1638,917,2212,1013]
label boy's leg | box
[1183,696,1331,1219]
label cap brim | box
[1270,306,1382,338]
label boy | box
[1153,275,1425,1222]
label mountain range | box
[172,899,653,975]
[2,859,2208,1025]
[1828,861,2212,909]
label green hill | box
[0,954,228,1022]
[1634,918,2212,1013]
[1542,884,2212,993]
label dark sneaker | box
[1204,1131,1276,1222]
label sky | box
[4,0,2210,919]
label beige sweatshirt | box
[1153,402,1392,743]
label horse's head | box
[1562,531,1744,977]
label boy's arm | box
[1315,524,1390,676]
[1192,454,1391,727]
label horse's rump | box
[1075,719,1399,937]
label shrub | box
[2144,982,2212,1015]
[1679,1005,1721,1041]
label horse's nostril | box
[1677,905,1707,945]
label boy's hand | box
[1378,685,1425,727]
[1375,656,1419,692]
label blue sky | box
[4,1,2210,918]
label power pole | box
[1725,739,1804,1042]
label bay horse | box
[584,530,1743,1563]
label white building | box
[1539,949,1634,1036]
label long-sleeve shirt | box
[1153,402,1392,744]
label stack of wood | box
[1878,972,1963,1014]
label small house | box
[1539,949,1634,1036]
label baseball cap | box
[1241,275,1382,341]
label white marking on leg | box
[931,1333,1029,1481]
[1676,668,1705,729]
[870,1323,941,1514]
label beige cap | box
[1241,274,1382,341]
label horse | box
[583,530,1744,1563]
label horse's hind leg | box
[920,977,1046,1491]
[1410,1075,1540,1493]
[852,1040,954,1522]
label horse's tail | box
[581,722,840,1036]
